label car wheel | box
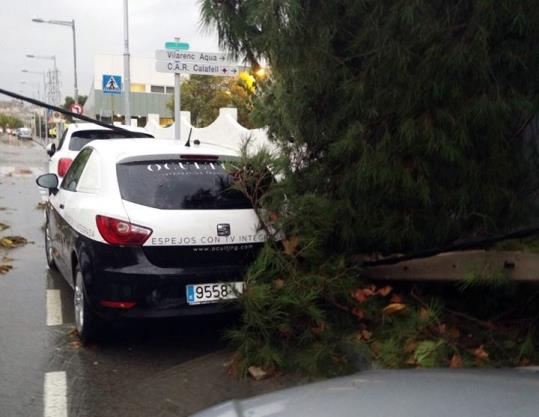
[44,218,57,270]
[74,265,102,343]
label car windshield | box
[116,159,252,210]
[68,130,153,151]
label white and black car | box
[36,139,266,342]
[46,122,154,179]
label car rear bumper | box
[91,267,244,319]
[78,238,250,320]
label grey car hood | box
[191,369,539,417]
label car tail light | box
[100,300,136,309]
[57,158,73,177]
[96,215,152,246]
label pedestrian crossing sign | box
[102,74,122,94]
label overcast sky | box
[0,0,219,99]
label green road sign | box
[165,41,190,50]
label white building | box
[84,54,181,126]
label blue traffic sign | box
[102,74,122,94]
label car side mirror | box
[46,143,56,157]
[36,173,59,194]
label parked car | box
[46,122,154,179]
[17,127,32,140]
[36,139,266,342]
[190,369,539,417]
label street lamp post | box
[174,37,181,142]
[22,70,46,139]
[32,17,79,105]
[25,54,59,104]
[26,55,59,142]
[20,81,41,99]
[22,69,47,103]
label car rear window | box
[116,160,252,210]
[68,130,153,151]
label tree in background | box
[167,74,259,128]
[201,1,539,375]
[0,113,23,130]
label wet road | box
[0,135,234,417]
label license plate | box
[186,282,245,305]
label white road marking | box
[46,289,63,326]
[44,371,67,417]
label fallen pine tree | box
[200,0,539,376]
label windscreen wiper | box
[0,87,141,137]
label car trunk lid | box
[116,158,266,268]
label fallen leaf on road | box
[404,339,418,353]
[351,307,366,320]
[436,323,447,335]
[69,340,81,349]
[473,345,489,361]
[282,235,299,255]
[0,236,31,248]
[0,264,13,275]
[352,287,375,303]
[419,307,431,321]
[376,285,392,296]
[36,202,47,210]
[67,327,78,337]
[357,329,371,340]
[248,366,268,381]
[382,303,407,315]
[449,353,462,368]
[0,222,9,231]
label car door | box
[50,148,93,284]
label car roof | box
[194,369,539,417]
[86,139,240,163]
[68,122,151,134]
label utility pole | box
[174,37,181,141]
[32,18,79,105]
[71,19,79,105]
[123,0,131,126]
